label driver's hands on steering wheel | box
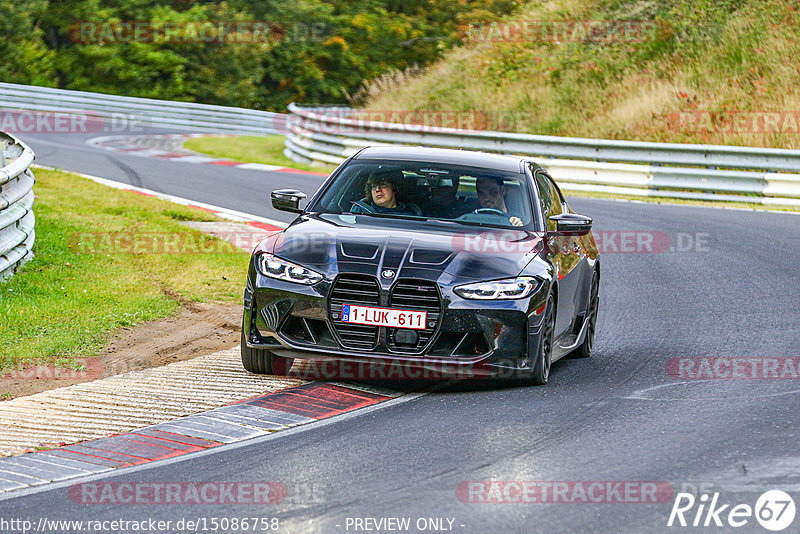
[473,208,523,227]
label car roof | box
[353,146,525,173]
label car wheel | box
[571,271,598,359]
[240,327,293,376]
[529,294,555,386]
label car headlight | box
[453,276,540,300]
[257,254,323,285]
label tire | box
[240,327,293,376]
[570,271,599,359]
[529,294,555,386]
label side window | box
[533,171,551,219]
[547,177,564,215]
[546,176,564,231]
[534,171,563,230]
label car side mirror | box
[271,189,307,213]
[549,213,593,235]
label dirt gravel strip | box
[0,346,405,496]
[0,347,305,458]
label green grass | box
[354,0,800,212]
[363,0,800,149]
[184,134,336,174]
[0,168,250,372]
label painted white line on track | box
[32,164,288,228]
[166,155,218,163]
[236,162,286,172]
[86,133,329,176]
[624,381,800,401]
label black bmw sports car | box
[241,147,599,385]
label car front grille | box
[387,279,441,353]
[329,275,442,354]
[329,274,380,350]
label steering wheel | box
[350,199,376,213]
[474,208,507,216]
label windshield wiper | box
[424,217,528,230]
[343,211,428,222]
[336,211,529,230]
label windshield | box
[313,159,535,228]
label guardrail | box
[2,83,798,206]
[0,82,281,135]
[0,132,35,280]
[284,104,800,206]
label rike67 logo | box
[668,490,796,531]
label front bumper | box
[243,269,550,376]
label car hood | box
[266,214,543,284]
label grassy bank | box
[184,135,335,174]
[0,168,249,371]
[362,0,800,149]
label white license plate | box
[341,304,427,330]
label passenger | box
[475,176,523,226]
[351,170,419,215]
[425,176,474,219]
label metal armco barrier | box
[0,82,280,135]
[1,83,798,205]
[0,132,35,280]
[284,104,800,206]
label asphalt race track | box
[20,127,312,224]
[2,128,799,533]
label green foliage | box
[1,0,520,109]
[183,134,335,173]
[0,0,56,85]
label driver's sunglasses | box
[369,182,390,191]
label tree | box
[0,0,56,86]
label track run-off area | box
[0,127,798,533]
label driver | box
[426,176,474,219]
[476,176,523,226]
[351,170,418,215]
